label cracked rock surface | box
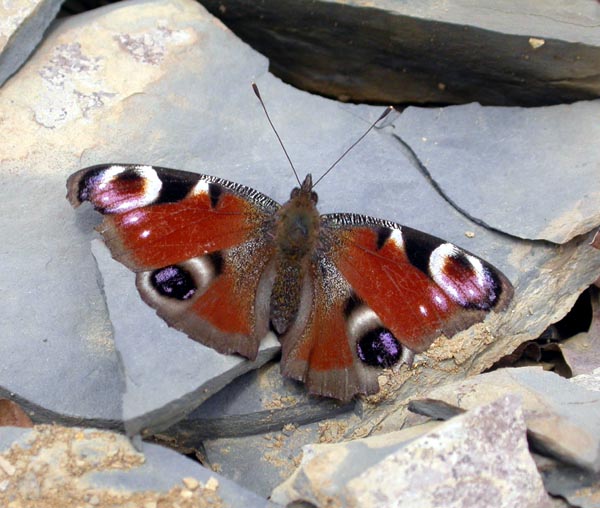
[0,0,599,504]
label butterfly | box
[67,93,513,401]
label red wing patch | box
[67,164,278,271]
[103,192,262,270]
[322,216,513,353]
[136,241,274,360]
[280,265,379,400]
[191,268,254,337]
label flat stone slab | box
[0,425,274,507]
[272,395,552,508]
[538,454,600,508]
[155,360,353,447]
[394,101,600,244]
[409,367,600,472]
[201,0,600,106]
[1,0,599,448]
[571,368,600,394]
[0,0,64,86]
[201,410,366,498]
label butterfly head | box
[290,174,318,204]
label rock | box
[560,333,600,378]
[0,0,64,86]
[570,368,600,394]
[409,367,600,472]
[201,0,600,106]
[272,395,552,508]
[201,410,366,497]
[0,425,274,507]
[93,240,280,437]
[394,101,600,244]
[0,0,599,448]
[560,290,600,376]
[155,360,353,446]
[0,0,276,429]
[535,453,600,508]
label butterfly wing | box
[280,213,513,400]
[67,164,279,359]
[278,256,382,400]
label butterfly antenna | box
[252,83,301,186]
[312,106,394,188]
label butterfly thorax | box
[270,174,320,335]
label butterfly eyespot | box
[429,244,501,310]
[150,265,197,301]
[356,327,402,368]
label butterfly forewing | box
[67,164,279,271]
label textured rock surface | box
[560,290,600,376]
[156,360,353,446]
[570,368,600,394]
[272,395,552,507]
[561,333,600,378]
[0,425,273,507]
[201,410,365,497]
[201,0,600,106]
[0,0,64,86]
[538,455,600,508]
[409,367,600,472]
[1,0,598,453]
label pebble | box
[182,477,199,490]
[0,456,15,476]
[205,477,219,491]
[180,489,193,499]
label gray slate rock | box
[0,0,274,429]
[570,368,600,394]
[394,101,600,244]
[92,240,280,437]
[560,333,600,378]
[409,367,600,472]
[560,290,600,376]
[156,360,353,446]
[0,425,274,507]
[0,0,63,86]
[202,410,367,498]
[539,459,600,508]
[201,0,600,106]
[272,395,552,508]
[1,0,599,447]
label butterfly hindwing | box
[320,214,513,356]
[278,256,383,399]
[68,164,280,359]
[135,244,275,360]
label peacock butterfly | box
[67,88,513,400]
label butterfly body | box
[68,164,513,400]
[270,174,320,335]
